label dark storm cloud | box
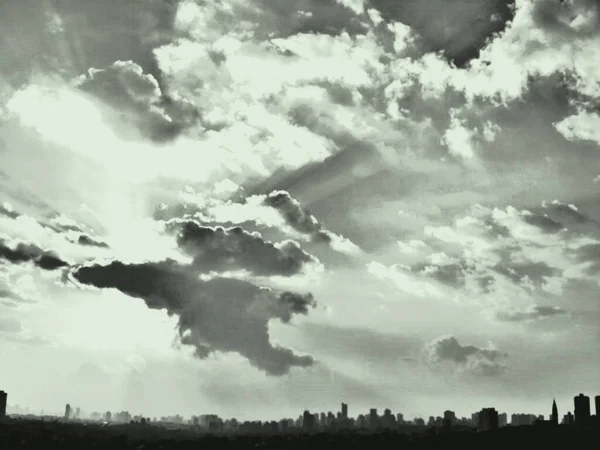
[368,0,515,66]
[521,213,565,233]
[492,259,558,286]
[511,201,600,240]
[72,259,316,375]
[75,234,110,249]
[575,242,600,274]
[0,238,68,270]
[538,201,600,236]
[530,0,600,38]
[154,190,347,250]
[263,190,333,244]
[76,60,199,142]
[496,305,568,322]
[169,220,318,276]
[425,335,508,376]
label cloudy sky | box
[0,0,599,421]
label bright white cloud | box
[441,111,476,159]
[554,110,600,145]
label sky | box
[0,0,599,421]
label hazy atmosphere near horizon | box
[0,0,599,421]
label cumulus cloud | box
[369,199,600,324]
[366,0,599,118]
[263,190,330,238]
[0,204,110,254]
[424,335,508,377]
[420,202,600,294]
[495,304,568,322]
[72,259,316,375]
[554,110,600,145]
[262,190,362,254]
[441,111,477,160]
[156,189,362,257]
[75,60,198,142]
[0,237,68,271]
[74,234,110,249]
[167,220,319,276]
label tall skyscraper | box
[551,399,559,426]
[574,394,590,427]
[302,410,314,431]
[595,395,600,418]
[0,391,7,419]
[368,408,379,430]
[341,402,348,419]
[478,408,499,431]
[64,403,71,421]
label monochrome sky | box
[0,0,599,421]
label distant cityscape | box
[1,389,599,434]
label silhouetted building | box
[0,391,6,419]
[498,412,507,427]
[341,402,348,419]
[595,396,600,418]
[302,410,315,432]
[368,408,379,430]
[104,411,112,422]
[327,412,335,426]
[574,394,590,427]
[443,410,456,425]
[64,404,71,421]
[511,413,536,426]
[478,408,498,431]
[562,412,574,425]
[382,408,395,428]
[357,414,366,428]
[551,399,559,426]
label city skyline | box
[4,391,600,427]
[1,0,600,420]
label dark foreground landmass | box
[1,419,598,449]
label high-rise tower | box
[574,394,590,428]
[0,391,7,419]
[551,399,558,426]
